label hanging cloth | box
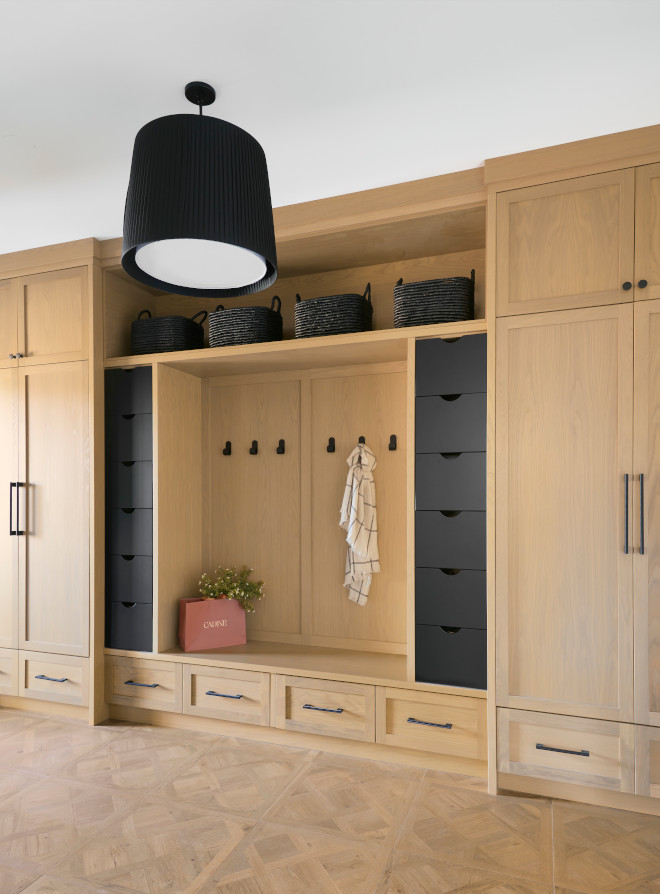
[339,442,380,606]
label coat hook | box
[222,441,231,456]
[276,439,285,454]
[249,440,258,455]
[327,437,335,453]
[358,436,366,444]
[389,434,397,451]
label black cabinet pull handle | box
[249,440,258,455]
[124,680,158,688]
[622,281,632,290]
[640,473,645,556]
[302,703,343,713]
[276,439,285,454]
[625,473,629,554]
[15,482,24,536]
[9,483,15,536]
[407,717,452,729]
[206,690,243,699]
[536,743,589,757]
[222,441,231,456]
[638,279,648,288]
[35,674,67,683]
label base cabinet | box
[635,725,660,798]
[19,651,88,706]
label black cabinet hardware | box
[8,354,15,360]
[222,441,231,455]
[536,743,589,757]
[622,281,632,290]
[276,439,285,454]
[407,717,452,729]
[9,482,15,536]
[206,691,244,699]
[638,279,648,288]
[358,436,365,444]
[625,473,629,554]
[389,434,397,451]
[35,674,67,683]
[327,437,335,453]
[249,440,258,455]
[640,473,645,556]
[124,680,158,688]
[9,482,24,536]
[302,703,343,713]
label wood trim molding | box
[0,238,101,280]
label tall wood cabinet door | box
[634,163,660,302]
[17,268,88,365]
[496,305,634,721]
[634,299,660,725]
[496,169,635,316]
[18,362,89,656]
[0,279,18,370]
[0,368,18,649]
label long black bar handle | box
[9,483,15,536]
[625,473,629,554]
[124,680,159,688]
[302,703,344,713]
[35,674,68,683]
[407,717,452,729]
[16,482,24,536]
[640,473,645,556]
[536,743,589,757]
[206,690,243,699]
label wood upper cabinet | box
[634,299,660,726]
[0,280,18,370]
[16,267,88,365]
[18,362,89,656]
[0,368,18,649]
[634,163,660,301]
[496,305,634,722]
[496,169,636,316]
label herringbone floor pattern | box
[0,708,658,893]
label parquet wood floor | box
[0,708,657,893]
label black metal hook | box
[389,434,397,451]
[222,441,231,456]
[358,436,365,444]
[327,437,335,453]
[249,440,258,455]
[276,439,285,454]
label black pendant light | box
[121,82,277,297]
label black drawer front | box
[105,414,153,462]
[416,568,486,628]
[106,509,153,556]
[416,394,486,453]
[105,368,152,416]
[106,554,153,603]
[106,600,153,652]
[416,334,486,396]
[416,511,485,569]
[416,453,486,511]
[106,461,153,509]
[416,624,486,689]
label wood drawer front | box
[0,648,18,696]
[376,688,486,759]
[635,725,660,798]
[497,708,634,792]
[20,651,88,706]
[184,665,269,726]
[106,656,182,711]
[274,675,375,742]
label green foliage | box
[198,566,264,613]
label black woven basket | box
[208,296,283,347]
[130,309,207,355]
[294,283,372,338]
[393,270,475,327]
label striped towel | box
[339,443,380,606]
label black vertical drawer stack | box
[105,368,154,652]
[415,334,487,689]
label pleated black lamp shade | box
[121,114,277,297]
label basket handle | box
[271,295,282,314]
[214,304,225,312]
[363,283,372,305]
[396,278,403,287]
[295,293,302,304]
[137,309,151,320]
[190,310,208,326]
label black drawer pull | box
[407,717,452,729]
[536,743,589,757]
[124,680,158,688]
[303,703,343,713]
[35,674,67,683]
[640,473,645,556]
[206,690,243,699]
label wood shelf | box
[104,641,486,698]
[104,319,487,377]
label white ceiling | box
[1,0,659,255]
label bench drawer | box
[497,708,634,792]
[184,665,269,726]
[274,675,375,742]
[376,687,486,760]
[20,651,88,706]
[105,655,182,711]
